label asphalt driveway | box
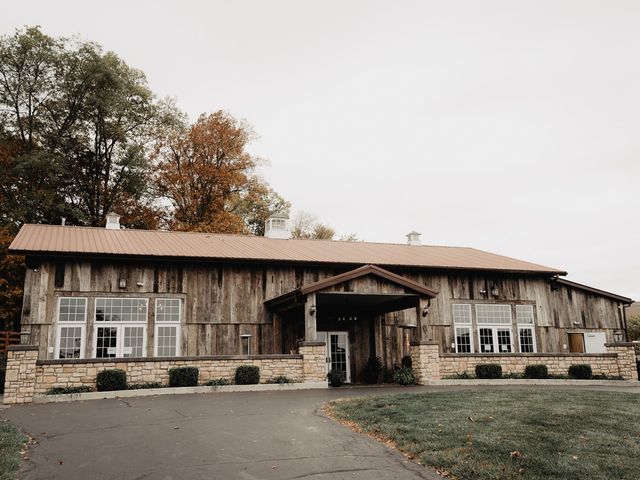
[3,384,639,480]
[1,386,438,480]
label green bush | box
[235,365,260,385]
[46,386,94,395]
[524,364,549,379]
[393,367,416,385]
[96,369,127,391]
[568,364,593,379]
[363,356,383,384]
[0,354,6,394]
[265,375,295,384]
[327,370,346,387]
[401,355,413,369]
[204,378,232,386]
[475,364,502,379]
[127,382,163,390]
[169,367,199,387]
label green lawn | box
[327,390,640,480]
[0,420,27,480]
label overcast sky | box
[2,1,639,298]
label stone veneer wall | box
[411,342,638,383]
[3,341,328,404]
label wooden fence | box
[0,331,21,355]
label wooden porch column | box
[413,297,430,343]
[304,292,317,342]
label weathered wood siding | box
[21,258,626,362]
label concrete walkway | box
[2,384,639,480]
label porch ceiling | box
[316,292,419,314]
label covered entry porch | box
[265,265,437,383]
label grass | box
[0,421,27,480]
[327,390,640,480]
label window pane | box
[96,327,118,358]
[519,328,535,353]
[155,298,181,323]
[58,327,82,358]
[123,327,145,357]
[95,298,147,322]
[479,328,494,353]
[455,327,472,353]
[497,328,512,353]
[58,298,87,322]
[156,326,177,357]
[453,304,472,324]
[516,305,534,324]
[476,304,512,324]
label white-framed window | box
[94,298,148,358]
[452,304,473,353]
[476,304,513,353]
[56,297,87,359]
[516,304,536,353]
[154,298,181,357]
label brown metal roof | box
[9,224,566,274]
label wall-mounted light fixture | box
[421,306,429,317]
[613,330,625,343]
[309,305,316,315]
[118,272,126,289]
[490,283,499,297]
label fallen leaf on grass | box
[510,451,522,458]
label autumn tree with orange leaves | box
[154,111,289,234]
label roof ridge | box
[20,224,475,250]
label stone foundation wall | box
[410,342,638,383]
[4,341,328,404]
[439,353,620,377]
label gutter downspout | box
[620,303,630,342]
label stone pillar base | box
[606,343,639,381]
[298,341,327,383]
[410,341,440,384]
[4,346,39,404]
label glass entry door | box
[317,331,350,383]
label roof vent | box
[406,231,421,246]
[105,212,121,230]
[264,213,290,239]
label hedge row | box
[473,363,594,379]
[46,366,293,395]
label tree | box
[0,26,169,229]
[154,111,287,234]
[627,314,640,342]
[0,226,23,330]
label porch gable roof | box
[265,264,438,308]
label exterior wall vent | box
[264,213,290,239]
[105,212,121,230]
[406,231,421,246]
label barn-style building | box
[8,214,633,385]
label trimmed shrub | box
[0,354,6,394]
[568,364,593,380]
[327,370,346,387]
[235,365,260,385]
[96,369,127,391]
[475,364,502,379]
[393,367,416,386]
[401,355,413,369]
[266,376,296,384]
[46,386,93,395]
[204,378,232,386]
[127,382,163,390]
[524,364,549,379]
[363,356,383,384]
[169,367,199,387]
